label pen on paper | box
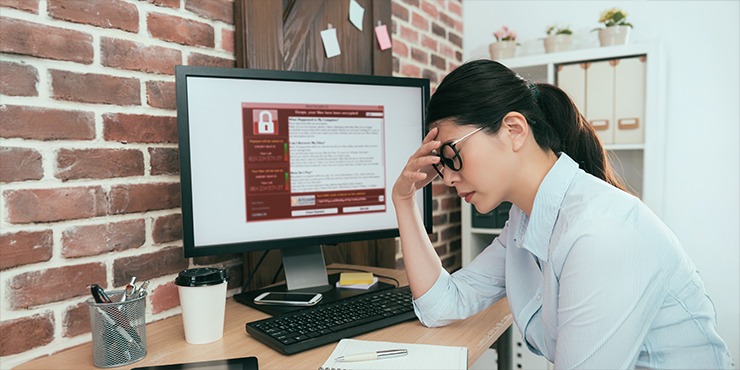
[336,349,408,362]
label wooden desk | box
[17,264,512,370]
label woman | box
[392,60,733,369]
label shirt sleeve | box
[554,224,671,369]
[413,227,508,327]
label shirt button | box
[534,294,542,301]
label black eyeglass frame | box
[432,126,484,178]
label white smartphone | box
[253,291,322,306]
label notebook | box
[318,339,467,370]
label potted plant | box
[543,24,573,53]
[489,26,518,60]
[594,8,633,46]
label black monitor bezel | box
[175,66,432,258]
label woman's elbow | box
[415,312,460,328]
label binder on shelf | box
[494,202,512,228]
[614,56,646,144]
[471,202,511,229]
[471,207,496,228]
[556,63,586,114]
[586,60,616,145]
[557,56,647,147]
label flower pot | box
[598,25,631,46]
[544,34,573,53]
[489,41,517,60]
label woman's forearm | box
[393,195,443,299]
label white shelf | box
[470,227,504,235]
[495,44,652,69]
[605,143,644,151]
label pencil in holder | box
[87,290,147,368]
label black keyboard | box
[245,286,416,354]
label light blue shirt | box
[414,153,734,369]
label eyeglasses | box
[432,127,484,178]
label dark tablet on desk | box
[131,356,258,370]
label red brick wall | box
[391,0,464,272]
[0,0,462,366]
[0,0,236,365]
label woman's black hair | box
[426,59,626,191]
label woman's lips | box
[460,192,475,203]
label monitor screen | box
[175,66,431,260]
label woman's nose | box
[442,168,459,186]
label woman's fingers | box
[396,151,440,195]
[413,166,438,190]
[393,127,443,200]
[416,128,441,157]
[423,127,438,143]
[414,153,440,172]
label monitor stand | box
[233,245,394,316]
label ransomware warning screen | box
[242,103,386,222]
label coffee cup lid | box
[175,267,228,287]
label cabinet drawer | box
[614,56,646,144]
[585,60,615,145]
[556,63,587,114]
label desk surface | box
[17,264,512,370]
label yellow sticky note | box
[339,272,374,286]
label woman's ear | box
[501,112,529,152]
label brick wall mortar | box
[0,58,179,116]
[0,14,233,77]
[391,0,464,272]
[0,1,239,365]
[1,8,234,60]
[1,0,460,366]
[392,1,464,77]
[0,209,182,271]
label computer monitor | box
[175,66,431,306]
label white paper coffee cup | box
[175,268,229,344]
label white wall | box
[464,1,739,366]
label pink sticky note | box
[375,24,391,50]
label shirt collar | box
[517,153,580,262]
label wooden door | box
[233,0,395,290]
[235,0,391,74]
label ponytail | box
[532,83,627,191]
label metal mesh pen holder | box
[88,290,147,368]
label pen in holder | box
[87,290,147,368]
